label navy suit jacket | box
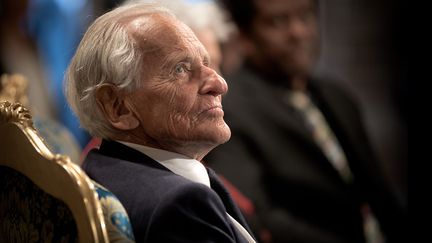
[82,140,254,243]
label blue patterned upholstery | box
[93,182,135,242]
[0,166,78,242]
[0,166,136,243]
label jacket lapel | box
[207,167,255,239]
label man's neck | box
[290,76,308,92]
[113,134,214,161]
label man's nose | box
[285,17,311,41]
[199,66,228,96]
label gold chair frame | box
[0,101,109,242]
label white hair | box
[64,3,174,139]
[123,0,235,42]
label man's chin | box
[282,56,316,75]
[218,122,231,142]
[221,127,231,144]
[205,124,231,146]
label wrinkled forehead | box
[123,13,205,57]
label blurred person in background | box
[26,0,93,147]
[204,0,407,242]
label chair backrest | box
[0,101,109,242]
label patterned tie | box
[287,91,353,182]
[286,90,384,243]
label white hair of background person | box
[64,3,175,139]
[123,0,235,43]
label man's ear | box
[95,84,139,131]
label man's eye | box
[175,65,185,73]
[270,15,289,27]
[174,63,190,74]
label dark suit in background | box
[84,140,253,243]
[205,65,406,243]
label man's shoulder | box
[83,150,221,209]
[83,149,217,202]
[222,67,274,113]
[310,76,357,101]
[83,148,205,188]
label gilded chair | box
[0,101,135,242]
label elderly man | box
[64,3,255,243]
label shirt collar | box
[118,141,211,188]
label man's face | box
[248,0,320,77]
[125,14,231,154]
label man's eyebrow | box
[170,46,209,63]
[203,52,210,64]
[160,43,210,69]
[161,51,192,69]
[198,46,210,63]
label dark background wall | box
[315,0,407,202]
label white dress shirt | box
[119,141,255,243]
